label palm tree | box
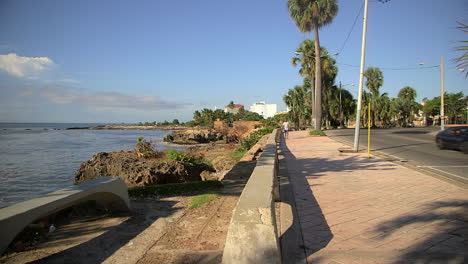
[283,83,311,127]
[292,40,316,124]
[288,0,339,130]
[364,67,384,127]
[392,86,421,127]
[454,22,467,78]
[292,40,337,126]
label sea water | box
[0,123,184,208]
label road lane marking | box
[417,166,468,168]
[418,167,468,181]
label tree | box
[392,86,421,127]
[288,0,339,130]
[292,40,316,124]
[454,22,467,78]
[292,41,338,126]
[424,92,467,124]
[172,119,180,125]
[364,67,384,127]
[283,83,311,127]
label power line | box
[336,3,364,58]
[337,62,439,70]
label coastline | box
[86,125,187,131]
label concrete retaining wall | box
[0,177,130,254]
[222,129,281,264]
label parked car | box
[435,126,468,154]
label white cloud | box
[0,53,54,78]
[29,85,186,110]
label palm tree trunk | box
[313,23,322,130]
[310,74,315,128]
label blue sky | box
[0,0,466,123]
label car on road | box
[435,126,468,154]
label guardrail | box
[0,177,130,254]
[222,129,281,264]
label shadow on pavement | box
[278,138,333,261]
[373,199,468,263]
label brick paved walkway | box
[282,131,468,264]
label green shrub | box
[165,149,214,170]
[128,180,223,198]
[231,148,246,161]
[309,130,326,136]
[240,127,276,150]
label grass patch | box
[309,129,326,136]
[231,148,246,161]
[128,180,223,198]
[190,193,219,209]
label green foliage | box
[309,129,326,136]
[188,104,263,128]
[190,193,219,209]
[240,127,275,150]
[424,92,467,124]
[231,148,246,161]
[165,149,213,170]
[128,181,223,198]
[135,137,158,158]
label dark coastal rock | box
[163,129,224,144]
[74,152,205,187]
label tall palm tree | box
[291,39,337,126]
[292,40,316,124]
[288,0,338,130]
[364,67,384,127]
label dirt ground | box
[0,146,258,264]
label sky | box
[0,0,466,123]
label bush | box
[165,149,213,170]
[309,130,326,136]
[240,127,276,150]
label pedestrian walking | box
[282,120,290,139]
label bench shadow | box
[373,199,468,263]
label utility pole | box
[353,0,369,152]
[440,56,445,130]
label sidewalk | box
[281,131,468,264]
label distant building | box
[224,104,244,114]
[249,101,277,119]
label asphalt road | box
[325,127,468,185]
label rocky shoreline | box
[86,125,185,131]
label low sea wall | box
[0,177,130,255]
[222,129,281,264]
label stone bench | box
[222,129,281,264]
[0,177,130,254]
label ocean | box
[0,123,184,208]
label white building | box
[249,101,277,119]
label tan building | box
[224,104,244,114]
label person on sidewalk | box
[282,120,290,139]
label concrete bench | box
[0,177,130,254]
[222,129,281,264]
